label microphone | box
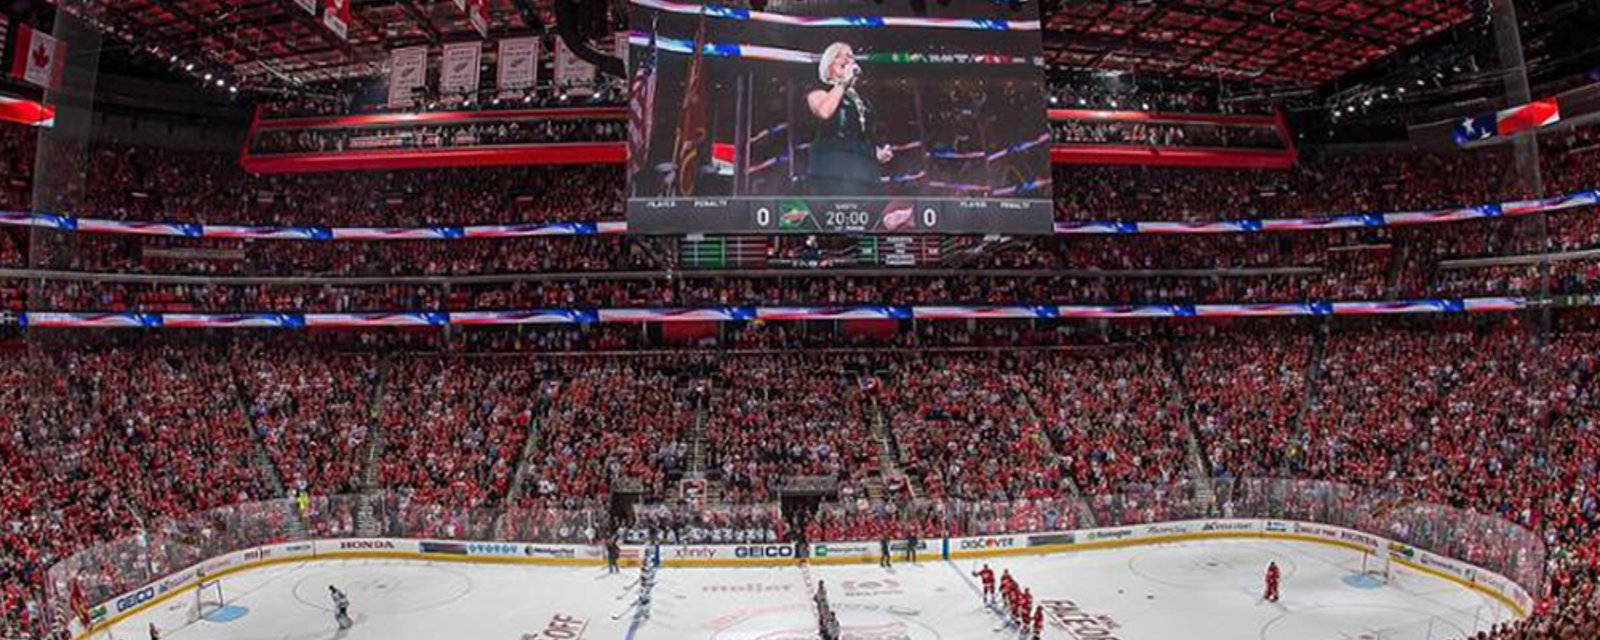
[847,63,863,84]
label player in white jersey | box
[329,585,352,629]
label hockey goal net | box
[189,579,226,622]
[1359,550,1393,584]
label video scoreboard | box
[625,0,1053,235]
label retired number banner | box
[441,42,482,95]
[497,37,539,91]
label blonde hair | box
[819,42,852,85]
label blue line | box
[622,560,656,640]
[946,559,1018,629]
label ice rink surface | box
[104,538,1515,640]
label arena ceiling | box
[1045,0,1481,86]
[70,0,562,86]
[70,0,1480,89]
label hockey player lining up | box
[973,564,996,603]
[329,585,352,630]
[1264,561,1281,602]
[1000,569,1015,615]
[605,535,621,574]
[1015,588,1033,627]
[1032,605,1044,640]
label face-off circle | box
[291,564,473,614]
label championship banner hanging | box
[441,42,482,95]
[387,46,428,108]
[615,31,630,76]
[497,37,539,91]
[323,0,352,41]
[553,38,595,94]
[9,24,65,89]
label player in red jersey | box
[1000,569,1015,612]
[1032,605,1044,640]
[1264,561,1281,602]
[974,564,996,603]
[1020,588,1033,626]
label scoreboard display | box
[634,197,1046,234]
[626,0,1053,235]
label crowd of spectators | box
[1050,119,1285,149]
[881,355,1057,502]
[257,80,625,121]
[376,357,542,509]
[0,326,1597,640]
[1044,77,1252,114]
[240,348,379,496]
[0,125,33,213]
[517,357,694,509]
[1021,349,1193,494]
[0,344,270,638]
[705,355,879,503]
[251,118,624,155]
[37,141,621,226]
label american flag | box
[1453,97,1561,146]
[628,29,658,180]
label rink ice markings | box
[76,551,615,640]
[1248,539,1509,640]
[1258,537,1510,633]
[80,531,1528,640]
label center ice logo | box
[711,602,942,640]
[842,579,903,597]
[1041,599,1123,640]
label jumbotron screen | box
[625,0,1054,235]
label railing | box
[45,479,1545,637]
[4,188,1595,240]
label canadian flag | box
[9,24,65,89]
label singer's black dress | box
[807,84,881,197]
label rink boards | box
[70,518,1535,640]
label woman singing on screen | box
[806,43,894,196]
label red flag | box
[69,580,89,628]
[672,10,710,197]
[1496,98,1560,137]
[9,24,65,89]
[468,0,490,38]
[0,94,55,126]
[322,0,352,41]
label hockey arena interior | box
[3,0,1600,639]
